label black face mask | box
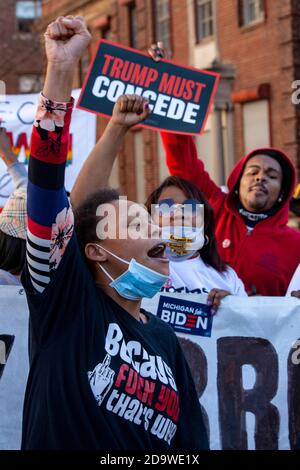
[236,200,278,229]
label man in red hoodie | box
[160,132,300,296]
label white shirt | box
[161,255,247,296]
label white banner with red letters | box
[0,89,96,207]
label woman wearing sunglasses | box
[145,177,247,314]
[77,100,247,314]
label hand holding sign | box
[206,288,230,315]
[44,16,91,69]
[148,42,166,61]
[111,94,150,129]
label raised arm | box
[161,131,224,207]
[25,16,91,293]
[71,95,150,209]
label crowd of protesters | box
[0,15,300,451]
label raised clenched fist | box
[44,16,91,69]
[111,94,150,129]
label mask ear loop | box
[95,244,130,265]
[95,244,130,282]
[204,235,209,245]
[97,262,114,282]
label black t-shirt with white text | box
[21,234,209,450]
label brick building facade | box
[0,0,44,94]
[2,0,300,201]
[218,0,300,179]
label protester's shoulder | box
[143,310,184,362]
[0,269,21,286]
[220,264,247,295]
[143,309,178,338]
[222,264,240,281]
[200,258,234,281]
[284,224,300,239]
[22,231,88,298]
[279,225,300,253]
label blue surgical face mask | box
[95,245,169,301]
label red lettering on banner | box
[144,68,159,88]
[109,58,124,78]
[103,56,159,87]
[173,77,187,99]
[194,82,207,102]
[183,80,195,101]
[158,73,205,103]
[120,61,135,82]
[131,65,148,87]
[101,54,115,75]
[158,73,176,95]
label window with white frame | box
[240,0,265,26]
[195,0,214,42]
[19,74,43,93]
[243,100,270,153]
[16,0,42,33]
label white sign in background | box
[0,286,29,450]
[142,293,300,450]
[0,89,96,206]
[1,288,300,450]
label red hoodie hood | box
[226,147,296,226]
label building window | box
[195,0,214,42]
[240,0,265,26]
[153,0,171,54]
[129,2,138,48]
[97,15,113,40]
[16,0,42,33]
[101,26,113,41]
[243,100,270,153]
[19,74,43,93]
